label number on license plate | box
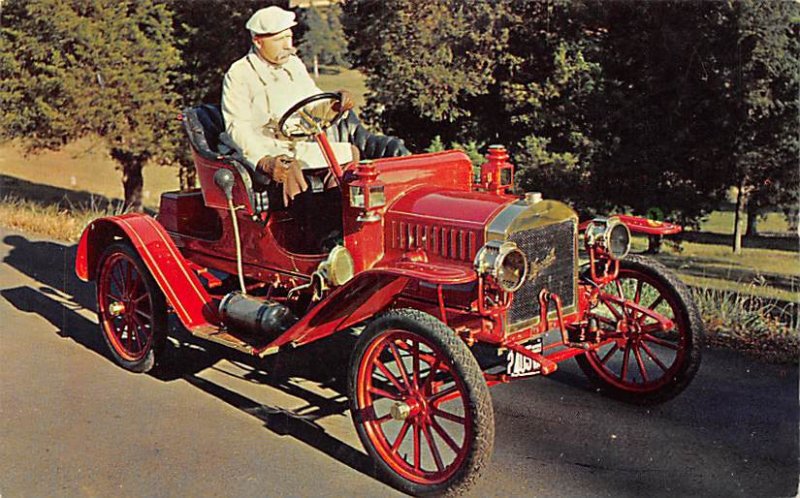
[506,338,543,378]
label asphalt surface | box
[1,227,797,497]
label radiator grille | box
[391,221,478,262]
[507,220,576,328]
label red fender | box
[75,214,219,330]
[259,263,477,355]
[579,214,682,236]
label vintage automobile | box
[75,93,703,496]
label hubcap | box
[108,301,125,316]
[390,402,412,420]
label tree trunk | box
[112,149,147,213]
[732,182,747,254]
[745,203,759,236]
[645,234,662,254]
[313,55,319,79]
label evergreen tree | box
[0,0,182,212]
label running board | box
[188,324,278,356]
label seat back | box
[182,105,269,215]
[183,104,225,159]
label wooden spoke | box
[422,359,442,394]
[413,424,421,471]
[643,333,680,351]
[633,346,649,383]
[620,342,631,381]
[429,385,460,407]
[600,344,619,365]
[412,341,421,390]
[368,385,401,401]
[432,407,465,425]
[423,425,444,472]
[640,342,669,372]
[374,412,393,425]
[388,341,411,390]
[391,421,411,453]
[648,294,665,311]
[374,359,407,394]
[431,418,461,454]
[615,279,625,299]
[601,299,624,320]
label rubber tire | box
[576,254,704,405]
[348,309,494,497]
[96,242,168,373]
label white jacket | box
[221,51,353,169]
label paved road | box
[1,228,797,497]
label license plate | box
[506,338,543,378]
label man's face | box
[253,29,294,65]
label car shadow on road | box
[158,330,380,482]
[1,233,388,488]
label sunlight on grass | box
[0,195,123,242]
[315,66,369,109]
[699,210,791,234]
[668,241,799,277]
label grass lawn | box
[0,136,178,210]
[314,66,369,108]
[696,210,792,235]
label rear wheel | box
[349,309,494,496]
[577,255,703,404]
[96,242,168,373]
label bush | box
[692,284,799,364]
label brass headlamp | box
[584,217,631,260]
[474,240,528,292]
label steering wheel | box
[278,92,346,139]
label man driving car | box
[221,5,355,205]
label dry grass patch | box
[0,195,123,242]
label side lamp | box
[349,160,386,222]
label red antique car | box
[75,93,703,496]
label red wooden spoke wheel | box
[349,309,493,496]
[578,255,704,404]
[96,243,167,373]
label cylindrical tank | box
[218,292,298,339]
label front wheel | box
[577,255,704,404]
[96,242,168,373]
[349,309,494,496]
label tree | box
[0,0,182,212]
[343,1,608,211]
[342,0,516,150]
[497,1,606,211]
[297,4,348,78]
[726,1,799,251]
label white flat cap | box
[246,6,297,35]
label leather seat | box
[326,111,410,159]
[183,104,410,170]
